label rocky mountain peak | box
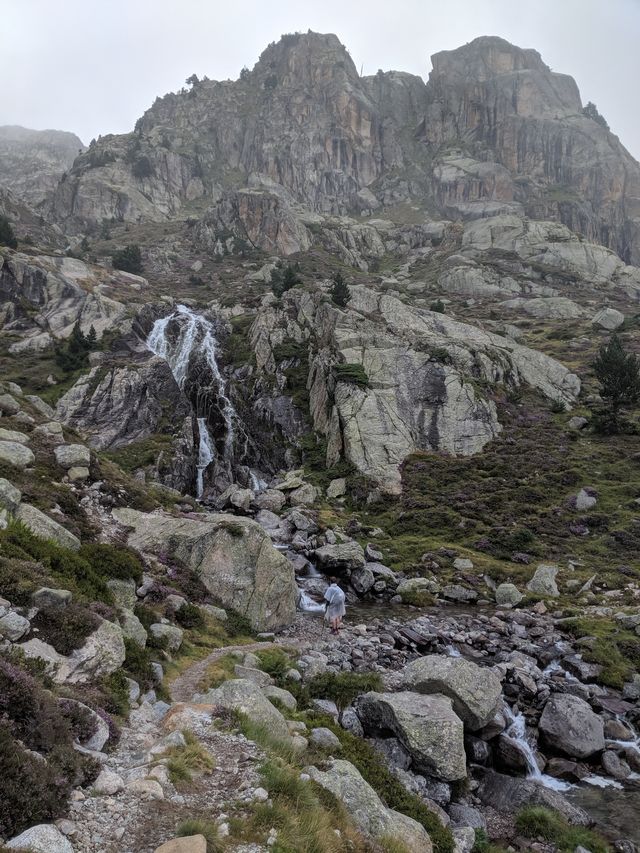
[252,31,359,85]
[430,35,551,83]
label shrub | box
[583,101,609,131]
[175,602,205,630]
[333,363,370,388]
[430,299,446,313]
[112,244,143,274]
[592,334,640,432]
[162,730,215,785]
[0,215,17,249]
[123,639,155,690]
[256,647,293,683]
[58,698,99,742]
[55,321,97,372]
[30,604,101,655]
[307,671,382,710]
[0,721,70,837]
[176,819,225,853]
[78,542,144,583]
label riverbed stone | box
[539,693,605,759]
[356,691,466,780]
[400,655,502,730]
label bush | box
[30,604,101,655]
[0,215,17,249]
[78,542,144,583]
[307,671,382,710]
[333,363,370,388]
[177,818,225,853]
[112,244,143,274]
[256,647,293,683]
[0,721,70,837]
[430,299,446,313]
[123,638,155,690]
[175,602,205,630]
[330,272,351,307]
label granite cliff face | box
[0,125,84,207]
[46,33,640,264]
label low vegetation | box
[515,806,609,853]
[161,730,215,785]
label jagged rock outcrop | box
[44,32,640,265]
[252,285,579,492]
[0,251,133,352]
[0,125,84,207]
[113,507,298,631]
[421,36,640,263]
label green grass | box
[306,671,383,711]
[562,616,640,689]
[103,433,174,472]
[161,730,215,785]
[515,806,609,853]
[333,363,370,388]
[176,818,226,853]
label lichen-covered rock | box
[0,477,21,512]
[314,541,365,571]
[495,583,523,606]
[149,622,184,652]
[356,691,466,780]
[15,503,80,550]
[592,307,625,330]
[0,440,34,469]
[113,508,297,631]
[53,619,126,684]
[306,759,432,852]
[194,678,291,742]
[400,655,502,730]
[539,694,605,759]
[0,610,30,641]
[526,564,560,597]
[54,443,91,469]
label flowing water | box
[147,304,245,498]
[502,705,571,792]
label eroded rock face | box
[399,655,502,730]
[306,758,433,852]
[113,507,297,631]
[356,690,467,780]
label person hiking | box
[324,577,346,634]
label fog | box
[2,0,639,159]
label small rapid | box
[502,706,571,792]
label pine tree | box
[0,215,17,249]
[593,334,640,431]
[271,262,301,298]
[330,272,351,307]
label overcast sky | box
[2,0,639,159]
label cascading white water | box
[298,590,326,613]
[196,417,215,499]
[147,303,243,498]
[502,706,570,792]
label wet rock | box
[604,719,634,741]
[539,693,605,758]
[545,757,589,782]
[476,769,590,824]
[601,749,631,780]
[400,655,502,730]
[356,691,466,781]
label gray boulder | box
[0,393,21,415]
[326,478,347,499]
[539,694,605,759]
[356,691,466,781]
[6,824,73,852]
[149,623,183,652]
[526,564,560,597]
[476,769,590,825]
[309,727,343,751]
[0,611,30,641]
[575,488,597,511]
[400,655,502,730]
[495,583,523,606]
[112,507,297,632]
[15,503,80,551]
[0,477,21,512]
[253,488,287,512]
[32,587,72,609]
[306,759,432,852]
[194,678,291,742]
[592,307,624,330]
[54,443,91,469]
[53,619,126,684]
[0,440,34,469]
[314,541,365,571]
[350,566,375,594]
[120,609,148,648]
[263,685,297,711]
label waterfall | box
[147,304,244,497]
[502,706,570,792]
[298,590,326,613]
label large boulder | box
[0,440,34,469]
[476,769,590,825]
[313,541,366,571]
[112,508,297,631]
[539,694,605,759]
[526,564,560,597]
[15,503,80,551]
[400,655,502,730]
[0,477,21,512]
[194,678,291,742]
[306,759,432,852]
[6,824,73,852]
[592,307,624,330]
[54,443,91,469]
[495,583,523,606]
[356,691,466,781]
